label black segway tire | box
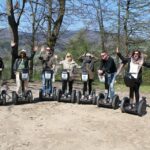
[120,97,130,113]
[112,94,119,109]
[52,87,57,100]
[137,99,147,116]
[27,90,33,103]
[76,91,81,104]
[57,89,62,102]
[97,93,105,107]
[71,90,76,103]
[1,90,7,105]
[39,89,43,100]
[12,91,18,105]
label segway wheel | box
[57,89,62,102]
[1,90,7,105]
[52,87,57,100]
[76,91,81,104]
[97,93,105,107]
[27,90,33,103]
[91,90,96,105]
[120,97,130,113]
[39,89,43,100]
[137,99,147,116]
[12,91,18,105]
[71,90,76,103]
[112,94,119,109]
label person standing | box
[116,48,150,106]
[39,47,57,96]
[59,52,80,95]
[13,49,36,94]
[98,51,117,102]
[79,53,97,98]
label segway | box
[0,90,7,105]
[97,92,120,109]
[39,69,57,101]
[120,73,147,116]
[120,97,147,116]
[97,73,120,109]
[76,71,97,105]
[57,69,76,103]
[12,69,33,105]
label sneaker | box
[88,95,92,100]
[42,93,46,97]
[81,95,84,99]
[109,99,112,103]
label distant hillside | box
[0,28,103,57]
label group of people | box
[0,44,150,107]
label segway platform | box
[76,90,97,105]
[57,89,76,103]
[39,87,57,101]
[12,69,33,104]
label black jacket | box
[99,56,117,74]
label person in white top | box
[59,53,80,95]
[116,48,150,106]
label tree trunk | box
[117,0,121,50]
[47,0,66,49]
[97,0,105,51]
[124,0,131,55]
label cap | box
[20,49,27,54]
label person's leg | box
[69,80,73,95]
[24,80,29,92]
[88,79,93,95]
[129,87,134,104]
[62,80,67,94]
[108,73,116,100]
[47,79,52,94]
[83,82,87,95]
[16,72,22,94]
[104,75,109,99]
[42,74,46,95]
[135,84,140,104]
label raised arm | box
[115,47,129,64]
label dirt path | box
[0,81,150,150]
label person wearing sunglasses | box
[116,48,150,107]
[59,53,80,96]
[98,51,117,102]
[39,47,57,96]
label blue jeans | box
[42,74,52,95]
[105,73,116,99]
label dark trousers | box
[129,83,140,103]
[62,80,73,95]
[83,79,93,95]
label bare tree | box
[27,0,45,80]
[40,0,66,49]
[6,0,27,78]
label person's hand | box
[33,46,38,52]
[11,41,16,47]
[98,70,103,75]
[115,47,119,53]
[40,46,45,52]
